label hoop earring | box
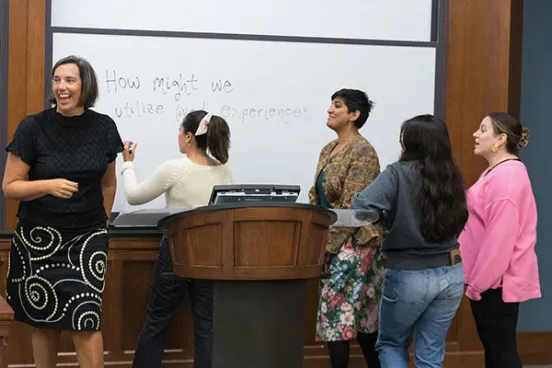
[490,144,498,153]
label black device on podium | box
[208,184,300,205]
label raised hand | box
[123,140,137,162]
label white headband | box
[195,113,213,136]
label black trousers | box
[327,332,381,368]
[133,237,213,368]
[470,288,522,368]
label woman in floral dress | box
[309,88,384,368]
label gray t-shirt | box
[352,160,459,269]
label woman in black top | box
[2,55,123,367]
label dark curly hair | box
[400,114,468,241]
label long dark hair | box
[400,114,468,241]
[182,110,230,164]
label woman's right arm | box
[352,165,398,215]
[2,153,78,200]
[121,160,177,205]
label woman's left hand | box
[122,140,137,162]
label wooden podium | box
[159,203,336,368]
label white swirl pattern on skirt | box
[22,226,63,261]
[72,301,102,330]
[6,224,108,330]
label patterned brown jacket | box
[308,134,383,253]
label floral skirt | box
[6,221,109,331]
[316,237,385,341]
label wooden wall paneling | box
[25,0,46,114]
[446,0,524,186]
[445,0,484,354]
[0,250,7,296]
[5,0,27,144]
[105,258,122,353]
[518,332,552,365]
[0,234,549,367]
[506,0,524,119]
[446,0,487,185]
[5,0,28,231]
[5,0,47,231]
[445,0,525,357]
[0,0,8,232]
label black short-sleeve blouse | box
[5,108,124,229]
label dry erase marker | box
[129,143,134,154]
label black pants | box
[470,288,522,368]
[327,332,381,368]
[133,237,213,368]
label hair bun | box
[518,127,530,148]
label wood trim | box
[445,0,524,187]
[507,0,524,119]
[0,0,8,232]
[5,0,28,231]
[6,0,26,143]
[5,0,47,231]
[26,0,46,114]
[2,237,551,367]
[444,0,525,355]
[518,332,552,366]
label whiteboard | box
[51,0,433,42]
[52,33,436,212]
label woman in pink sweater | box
[459,112,540,368]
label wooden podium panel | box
[165,205,333,281]
[163,204,335,368]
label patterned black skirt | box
[6,221,109,331]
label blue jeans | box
[133,237,213,368]
[376,263,464,368]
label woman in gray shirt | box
[352,114,468,368]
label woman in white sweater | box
[120,110,233,368]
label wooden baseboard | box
[1,334,550,367]
[518,331,552,365]
[313,352,486,368]
[2,234,551,368]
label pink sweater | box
[459,160,541,302]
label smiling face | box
[473,116,506,158]
[52,63,83,116]
[326,97,359,132]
